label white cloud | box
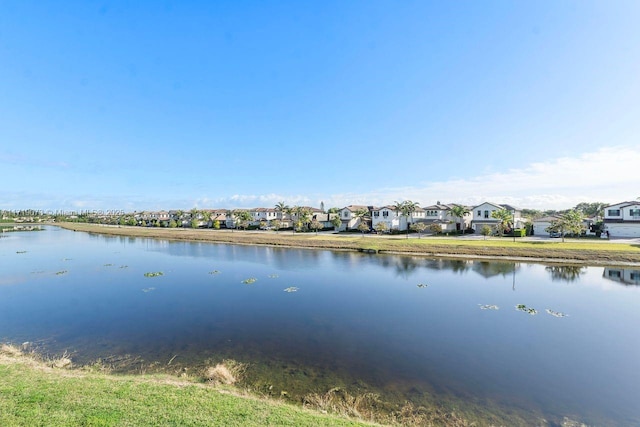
[237,146,639,210]
[2,146,637,212]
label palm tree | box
[284,206,295,233]
[491,208,513,236]
[450,205,470,234]
[189,208,200,227]
[233,210,252,231]
[402,200,420,239]
[174,210,184,227]
[392,201,405,232]
[201,210,212,228]
[294,207,311,232]
[275,201,288,221]
[331,215,342,232]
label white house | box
[532,215,561,236]
[310,212,339,230]
[603,201,640,238]
[339,205,371,231]
[471,202,524,232]
[370,205,427,232]
[420,203,471,233]
[207,209,229,228]
[371,206,402,231]
[249,208,280,225]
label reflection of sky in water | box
[1,227,639,426]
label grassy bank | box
[0,345,375,427]
[57,223,640,265]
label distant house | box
[370,205,428,232]
[603,201,640,238]
[339,205,371,231]
[371,206,402,231]
[249,208,280,226]
[311,212,339,230]
[471,202,524,232]
[207,209,229,228]
[532,215,561,236]
[169,210,192,227]
[156,211,170,226]
[419,203,471,233]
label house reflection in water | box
[602,268,640,286]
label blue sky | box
[1,1,639,212]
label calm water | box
[1,227,639,425]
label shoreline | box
[54,222,640,267]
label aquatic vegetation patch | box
[104,264,113,267]
[62,258,72,261]
[30,271,46,274]
[303,387,381,420]
[284,287,299,293]
[142,287,155,293]
[203,359,247,385]
[144,272,164,278]
[478,304,499,310]
[268,274,279,279]
[515,304,537,315]
[208,270,220,275]
[545,309,569,318]
[241,278,257,284]
[55,270,68,275]
[119,265,128,269]
[16,251,27,254]
[416,283,428,288]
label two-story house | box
[207,209,229,228]
[420,203,471,233]
[370,205,428,232]
[471,202,524,233]
[339,205,372,231]
[603,201,640,237]
[250,208,280,226]
[371,206,402,231]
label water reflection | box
[0,225,44,232]
[602,268,640,286]
[471,261,518,278]
[423,258,471,274]
[545,265,587,282]
[1,227,639,426]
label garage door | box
[608,225,640,238]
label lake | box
[1,226,639,425]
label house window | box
[343,212,349,218]
[373,212,379,217]
[630,271,640,280]
[383,211,389,217]
[629,209,640,218]
[608,270,622,278]
[608,209,621,216]
[484,210,489,219]
[477,210,481,217]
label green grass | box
[0,350,375,427]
